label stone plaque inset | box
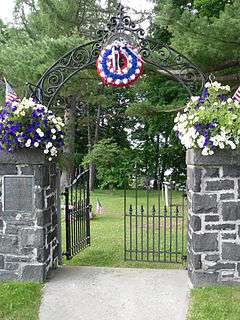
[3,176,34,212]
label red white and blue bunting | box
[96,41,144,87]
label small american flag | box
[233,86,240,102]
[4,78,21,105]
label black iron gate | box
[124,174,186,264]
[63,168,90,260]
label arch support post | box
[187,149,240,287]
[0,149,60,282]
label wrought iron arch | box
[31,4,206,108]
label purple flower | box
[218,94,227,102]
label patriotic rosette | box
[96,41,144,87]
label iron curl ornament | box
[96,41,144,87]
[30,3,206,110]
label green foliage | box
[155,0,240,71]
[194,0,233,17]
[83,139,136,189]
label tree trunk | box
[64,96,76,185]
[88,105,101,191]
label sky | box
[0,0,154,23]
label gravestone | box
[0,149,61,282]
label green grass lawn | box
[63,189,187,269]
[0,282,43,320]
[188,286,240,320]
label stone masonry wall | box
[187,149,240,287]
[0,150,60,282]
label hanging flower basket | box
[174,81,240,156]
[0,98,65,161]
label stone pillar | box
[187,149,240,287]
[0,149,60,282]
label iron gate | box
[63,168,90,260]
[124,175,186,264]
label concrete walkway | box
[40,266,189,320]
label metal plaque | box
[3,176,34,212]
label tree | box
[154,0,240,85]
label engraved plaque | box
[3,176,34,212]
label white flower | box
[197,136,205,148]
[34,142,39,147]
[202,148,209,156]
[204,82,211,88]
[36,128,44,137]
[51,128,56,134]
[228,141,236,150]
[52,135,56,140]
[25,139,31,148]
[46,142,53,149]
[49,157,52,162]
[44,149,49,154]
[191,96,200,102]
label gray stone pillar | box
[0,149,60,282]
[187,149,240,287]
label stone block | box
[205,215,219,222]
[37,246,50,263]
[220,193,235,200]
[34,165,49,188]
[0,270,18,280]
[192,194,218,214]
[214,262,235,270]
[35,191,45,210]
[187,166,202,192]
[0,235,19,254]
[204,168,219,178]
[222,202,240,221]
[22,264,46,282]
[205,180,234,192]
[223,166,240,178]
[0,255,4,269]
[222,242,240,261]
[5,255,32,263]
[19,165,34,175]
[205,224,235,231]
[0,164,17,175]
[222,233,236,240]
[189,270,219,287]
[52,212,58,226]
[193,233,218,252]
[36,210,51,227]
[5,262,20,271]
[20,228,45,248]
[205,254,219,262]
[190,215,201,231]
[186,149,240,166]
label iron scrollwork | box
[31,3,206,108]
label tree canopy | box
[0,0,239,189]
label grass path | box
[0,282,42,320]
[188,286,240,320]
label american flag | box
[233,86,240,102]
[5,78,21,105]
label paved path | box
[40,266,189,320]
